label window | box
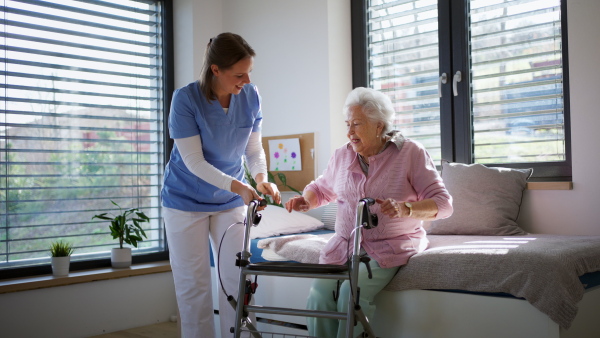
[1,0,173,278]
[352,0,570,180]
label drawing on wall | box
[268,138,302,171]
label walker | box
[227,198,380,338]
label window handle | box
[439,73,448,98]
[453,71,462,96]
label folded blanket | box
[256,233,600,329]
[257,233,334,264]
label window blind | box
[0,0,165,269]
[367,0,566,166]
[470,0,565,164]
[368,0,442,162]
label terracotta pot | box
[111,247,132,268]
[51,256,70,277]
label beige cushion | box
[428,161,532,236]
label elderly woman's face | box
[345,106,383,158]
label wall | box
[0,273,177,338]
[518,0,600,235]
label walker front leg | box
[345,198,377,338]
[232,199,264,338]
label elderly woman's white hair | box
[343,87,395,135]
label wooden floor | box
[91,321,179,338]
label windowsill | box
[526,181,573,190]
[0,261,171,294]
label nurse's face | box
[211,56,253,97]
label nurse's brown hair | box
[200,32,255,102]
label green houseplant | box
[92,200,150,268]
[49,240,74,277]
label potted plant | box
[92,200,150,268]
[49,240,74,277]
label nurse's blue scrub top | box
[161,81,262,212]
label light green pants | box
[306,259,400,338]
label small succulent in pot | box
[49,240,74,257]
[49,240,74,277]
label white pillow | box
[250,206,324,239]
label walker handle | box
[359,198,378,229]
[247,199,267,226]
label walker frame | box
[227,198,379,338]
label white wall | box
[518,0,600,235]
[173,0,222,84]
[0,273,177,338]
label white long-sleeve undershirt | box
[174,131,267,191]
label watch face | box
[405,202,412,208]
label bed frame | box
[372,286,600,338]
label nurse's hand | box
[231,180,262,206]
[256,182,281,205]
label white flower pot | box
[111,247,132,268]
[51,256,70,277]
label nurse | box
[161,32,281,338]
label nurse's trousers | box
[163,205,250,338]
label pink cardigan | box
[305,132,453,268]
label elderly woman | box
[285,87,453,338]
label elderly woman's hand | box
[285,195,310,213]
[376,198,407,218]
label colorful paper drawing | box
[268,138,302,171]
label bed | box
[255,229,600,338]
[213,162,600,337]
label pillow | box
[321,202,338,230]
[250,205,324,239]
[428,161,532,236]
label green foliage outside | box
[1,129,157,263]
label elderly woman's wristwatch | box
[404,202,413,217]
